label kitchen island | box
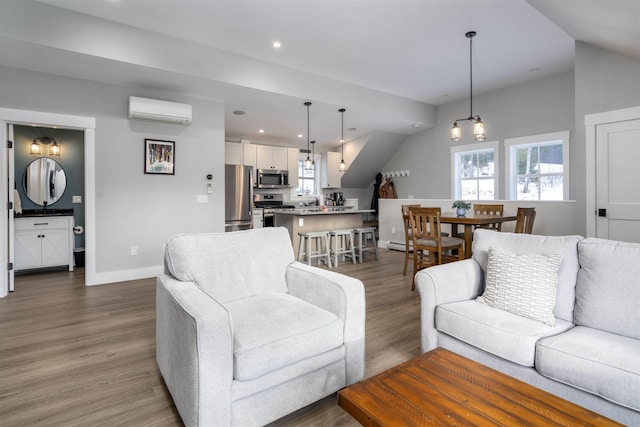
[275,208,375,257]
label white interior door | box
[595,119,640,242]
[8,123,15,292]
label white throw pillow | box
[477,246,562,326]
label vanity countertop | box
[16,208,74,217]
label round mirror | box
[23,158,67,206]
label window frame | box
[504,131,570,201]
[450,140,499,200]
[297,153,319,196]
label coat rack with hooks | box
[381,170,410,178]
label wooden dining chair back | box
[473,203,504,231]
[514,208,536,234]
[408,207,464,290]
[401,204,421,275]
[514,207,536,234]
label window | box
[298,159,316,195]
[505,131,569,200]
[451,141,499,200]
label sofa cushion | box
[165,227,294,303]
[225,293,343,381]
[575,238,640,339]
[472,229,582,323]
[536,326,640,412]
[436,300,573,367]
[477,247,561,326]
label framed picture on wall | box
[144,139,175,175]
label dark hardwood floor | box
[1,249,421,426]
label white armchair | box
[156,227,365,427]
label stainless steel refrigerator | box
[225,164,253,232]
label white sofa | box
[156,227,365,426]
[416,229,640,425]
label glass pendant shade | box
[30,140,41,155]
[304,156,312,170]
[473,118,485,141]
[339,159,346,172]
[451,122,461,141]
[50,141,61,156]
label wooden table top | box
[439,212,518,225]
[338,348,622,426]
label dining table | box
[440,212,518,259]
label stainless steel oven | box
[254,194,296,227]
[256,169,289,189]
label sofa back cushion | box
[575,238,640,339]
[472,229,583,323]
[165,227,294,303]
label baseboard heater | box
[388,241,409,252]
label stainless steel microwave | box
[256,169,289,188]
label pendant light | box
[451,31,485,142]
[304,101,313,170]
[338,108,347,172]
[310,140,316,169]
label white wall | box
[0,66,225,284]
[382,71,575,201]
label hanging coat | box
[371,172,383,213]
[379,177,398,199]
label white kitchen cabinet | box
[287,148,299,187]
[257,145,288,170]
[225,142,243,165]
[243,144,257,173]
[321,151,343,188]
[15,216,74,272]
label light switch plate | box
[196,195,209,204]
[72,195,82,203]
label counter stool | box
[329,229,356,266]
[297,231,332,268]
[353,227,378,263]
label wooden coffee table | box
[338,348,622,426]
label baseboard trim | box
[86,265,163,286]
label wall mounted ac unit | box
[128,96,192,125]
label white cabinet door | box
[14,230,41,270]
[321,152,342,188]
[41,229,71,267]
[243,144,257,172]
[256,145,274,169]
[272,147,288,170]
[225,142,242,165]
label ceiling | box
[2,0,639,151]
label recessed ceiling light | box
[258,129,265,133]
[232,110,245,115]
[297,134,303,138]
[412,124,421,128]
[272,41,281,49]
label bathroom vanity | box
[14,212,75,272]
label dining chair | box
[409,207,464,290]
[514,207,536,234]
[401,204,421,276]
[473,203,505,231]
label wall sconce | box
[31,137,60,156]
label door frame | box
[585,106,640,238]
[1,108,95,298]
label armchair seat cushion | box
[226,293,343,381]
[436,300,573,367]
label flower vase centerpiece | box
[452,200,471,217]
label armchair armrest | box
[415,259,483,353]
[156,274,233,427]
[286,262,365,385]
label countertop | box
[274,208,375,216]
[15,208,74,217]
